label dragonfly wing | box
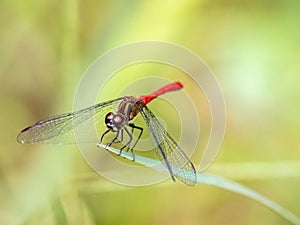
[138,104,197,186]
[17,98,123,144]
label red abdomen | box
[139,82,184,105]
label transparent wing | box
[138,104,197,186]
[17,97,123,144]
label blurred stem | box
[51,197,68,225]
[58,188,85,225]
[57,3,81,224]
[60,0,80,106]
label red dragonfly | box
[17,82,197,186]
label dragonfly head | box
[105,112,125,132]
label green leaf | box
[98,144,300,225]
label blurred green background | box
[1,0,300,224]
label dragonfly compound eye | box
[105,112,125,131]
[105,112,115,130]
[112,114,125,130]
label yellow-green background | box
[1,0,300,224]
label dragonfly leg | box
[119,124,143,161]
[105,130,121,150]
[124,124,135,152]
[120,127,134,160]
[100,129,110,143]
[100,128,124,145]
[128,123,143,158]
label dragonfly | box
[17,82,197,186]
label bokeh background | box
[1,0,300,224]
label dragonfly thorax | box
[105,112,126,132]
